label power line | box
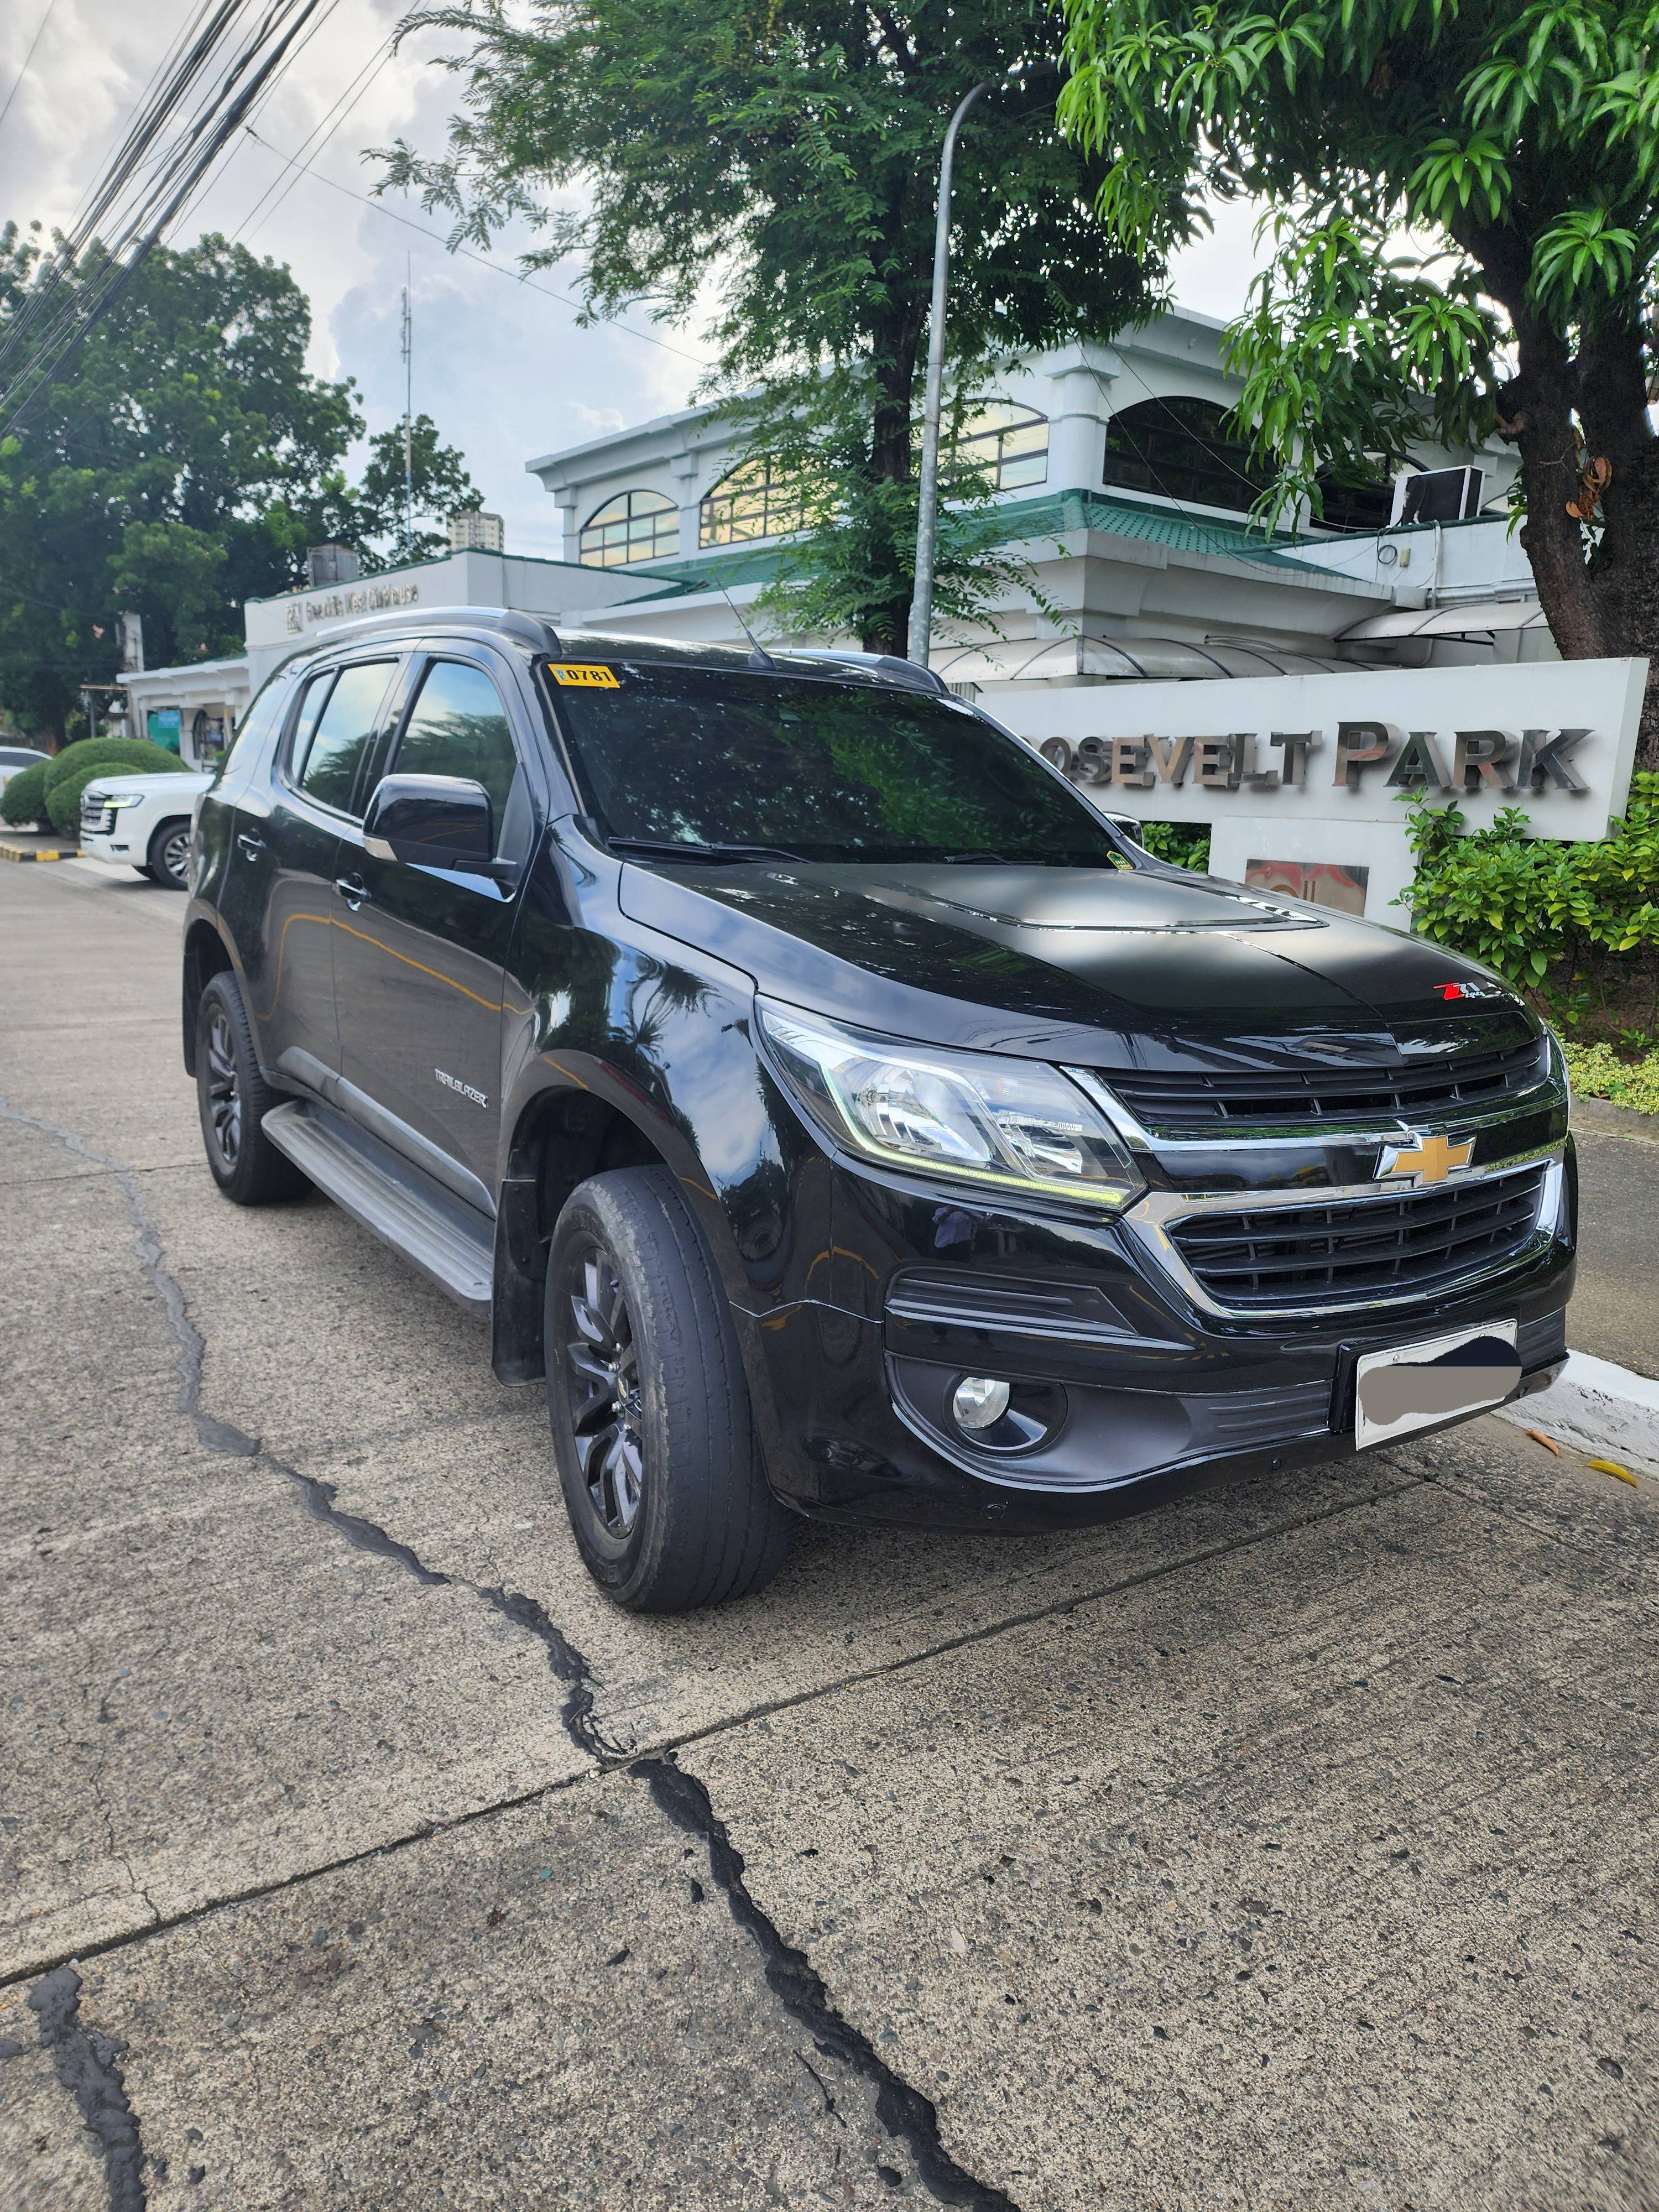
[0,0,60,137]
[239,124,714,371]
[0,0,334,437]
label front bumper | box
[735,1138,1577,1533]
[77,831,135,864]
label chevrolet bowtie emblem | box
[1377,1131,1475,1186]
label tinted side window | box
[295,661,395,816]
[391,661,519,836]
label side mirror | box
[363,774,495,873]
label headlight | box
[756,1000,1146,1212]
[97,792,144,810]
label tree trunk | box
[1575,318,1659,769]
[1472,227,1659,766]
[859,302,924,656]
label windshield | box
[542,661,1128,866]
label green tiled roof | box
[611,487,1332,595]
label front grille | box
[1170,1164,1550,1311]
[1108,1039,1548,1131]
[81,797,117,835]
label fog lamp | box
[952,1376,1011,1432]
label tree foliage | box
[0,226,481,740]
[1057,1,1659,755]
[378,0,1155,651]
[1400,773,1659,1035]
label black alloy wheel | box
[204,1006,243,1168]
[194,972,310,1206]
[562,1239,645,1537]
[545,1166,795,1612]
[148,816,192,890]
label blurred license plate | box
[1355,1321,1521,1449]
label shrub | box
[1,758,51,827]
[41,737,180,796]
[1139,820,1211,871]
[1400,771,1659,1039]
[45,759,147,837]
[1563,1041,1659,1115]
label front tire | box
[546,1166,794,1612]
[195,972,309,1206]
[147,816,192,890]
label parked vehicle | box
[182,609,1574,1610]
[82,770,212,888]
[0,743,48,800]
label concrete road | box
[2,855,1656,2212]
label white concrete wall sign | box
[993,658,1646,921]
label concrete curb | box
[1571,1097,1659,1141]
[0,841,79,863]
[1498,1349,1659,1477]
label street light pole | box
[906,74,1001,669]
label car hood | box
[85,771,211,799]
[616,856,1538,1070]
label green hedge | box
[1401,771,1659,1041]
[1139,821,1211,870]
[42,737,181,796]
[45,759,148,836]
[1564,1041,1659,1115]
[0,758,51,826]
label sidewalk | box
[0,827,78,862]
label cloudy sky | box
[0,0,1271,557]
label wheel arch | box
[491,1079,686,1384]
[181,916,237,1076]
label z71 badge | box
[1434,980,1506,1001]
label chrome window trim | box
[1115,1147,1567,1323]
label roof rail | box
[310,606,561,653]
[792,649,949,695]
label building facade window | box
[1101,397,1271,514]
[578,489,680,566]
[958,401,1049,491]
[699,457,807,547]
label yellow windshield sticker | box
[549,662,620,689]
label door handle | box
[237,831,266,860]
[333,874,371,910]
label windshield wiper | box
[607,836,807,865]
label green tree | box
[0,227,483,740]
[377,0,1154,653]
[351,413,482,570]
[1056,0,1659,760]
[0,225,362,739]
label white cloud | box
[0,0,700,552]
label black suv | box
[183,609,1573,1610]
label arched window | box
[1101,397,1271,514]
[700,457,806,547]
[1313,468,1395,533]
[958,401,1048,491]
[578,489,680,567]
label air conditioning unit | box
[1391,467,1484,526]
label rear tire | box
[195,972,309,1206]
[147,816,192,890]
[545,1166,794,1612]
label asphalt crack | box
[1,1094,1017,2205]
[640,1756,1019,2212]
[28,1965,148,2212]
[0,1100,254,1457]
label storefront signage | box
[1035,722,1593,797]
[285,582,420,634]
[992,656,1647,922]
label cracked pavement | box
[1,855,1656,2211]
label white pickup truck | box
[80,770,212,889]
